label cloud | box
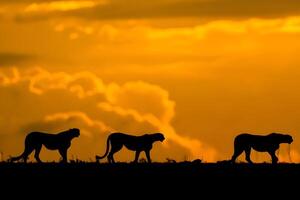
[99,78,216,161]
[21,67,107,97]
[0,53,35,66]
[0,0,96,5]
[98,102,217,161]
[24,1,102,13]
[0,0,58,3]
[75,0,300,20]
[0,66,218,161]
[0,67,20,85]
[13,0,300,22]
[44,111,112,136]
[103,81,175,123]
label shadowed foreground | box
[1,162,299,179]
[1,162,299,196]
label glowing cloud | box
[24,1,102,13]
[99,82,217,161]
[44,111,112,136]
[0,67,218,161]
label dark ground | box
[1,161,300,178]
[0,162,298,196]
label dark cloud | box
[71,0,300,19]
[15,0,300,22]
[0,53,35,66]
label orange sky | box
[1,0,300,163]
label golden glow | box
[44,111,112,136]
[24,1,101,12]
[1,1,300,162]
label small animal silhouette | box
[96,132,165,163]
[166,158,177,163]
[9,128,80,163]
[231,133,293,164]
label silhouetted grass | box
[1,162,299,180]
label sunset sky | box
[1,0,300,163]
